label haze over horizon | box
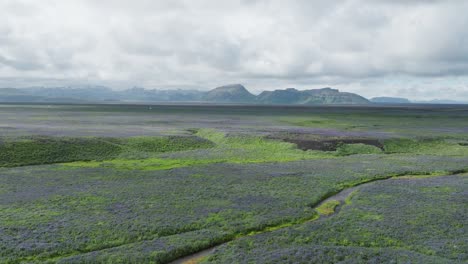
[1,0,468,101]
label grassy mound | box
[0,136,214,167]
[0,137,122,167]
[383,138,468,156]
[64,130,334,171]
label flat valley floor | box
[0,103,467,263]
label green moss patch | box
[316,200,340,216]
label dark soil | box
[269,136,384,151]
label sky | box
[1,0,468,100]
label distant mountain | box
[371,97,411,104]
[414,99,467,104]
[2,84,431,105]
[203,84,256,103]
[0,86,205,103]
[301,88,370,105]
[0,88,27,95]
[0,85,370,104]
[0,88,46,102]
[257,88,303,104]
[258,87,369,105]
[24,86,118,101]
[120,87,203,102]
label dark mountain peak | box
[319,87,336,91]
[304,87,339,94]
[257,88,302,104]
[203,84,256,103]
[211,84,249,93]
[258,87,369,105]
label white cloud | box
[0,0,467,99]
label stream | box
[170,172,467,264]
[170,178,376,264]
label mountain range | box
[258,87,369,105]
[370,96,467,105]
[0,84,465,105]
[370,97,411,104]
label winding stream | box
[170,178,378,264]
[170,172,468,264]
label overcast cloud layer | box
[1,0,468,100]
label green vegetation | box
[383,138,468,156]
[64,130,334,170]
[281,108,468,138]
[60,131,467,172]
[124,136,215,153]
[0,135,214,167]
[205,175,467,263]
[315,200,340,216]
[2,154,467,263]
[194,129,333,162]
[64,157,214,171]
[0,137,122,167]
[1,103,467,263]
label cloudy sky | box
[1,0,467,100]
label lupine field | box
[0,103,467,263]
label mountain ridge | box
[203,84,256,103]
[1,85,465,105]
[257,87,369,105]
[0,85,370,105]
[370,97,411,104]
